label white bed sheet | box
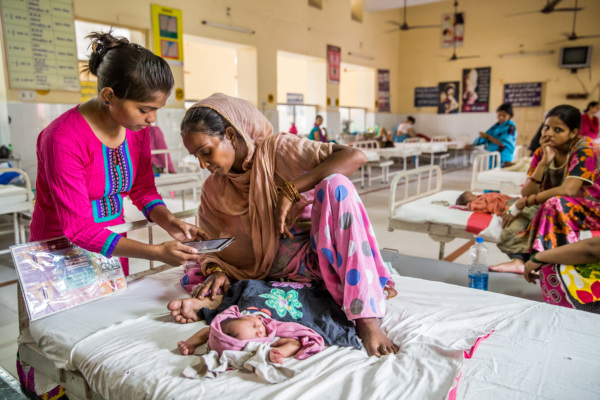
[391,190,502,242]
[477,169,527,186]
[27,267,600,400]
[0,184,28,205]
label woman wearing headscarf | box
[168,93,398,357]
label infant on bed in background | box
[455,191,514,216]
[178,305,324,364]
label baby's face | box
[229,316,267,340]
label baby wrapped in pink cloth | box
[208,305,324,362]
[178,305,324,366]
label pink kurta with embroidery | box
[30,106,165,258]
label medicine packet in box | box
[10,236,127,321]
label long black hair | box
[180,106,233,137]
[584,101,599,113]
[83,31,174,102]
[546,104,581,132]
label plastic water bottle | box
[468,237,489,291]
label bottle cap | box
[476,237,484,243]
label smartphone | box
[184,237,235,253]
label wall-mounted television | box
[559,46,592,70]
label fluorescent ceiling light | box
[499,50,555,58]
[201,20,255,34]
[348,51,375,60]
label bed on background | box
[388,165,597,259]
[471,151,528,195]
[15,210,600,400]
[388,165,502,259]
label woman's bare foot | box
[177,340,196,355]
[355,318,399,357]
[489,259,525,274]
[167,295,223,324]
[167,298,203,323]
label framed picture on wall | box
[438,81,460,114]
[327,45,341,84]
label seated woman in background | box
[465,103,517,167]
[168,93,397,357]
[580,101,599,140]
[393,116,416,142]
[491,104,600,274]
[524,235,600,314]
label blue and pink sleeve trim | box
[142,199,166,220]
[100,232,121,258]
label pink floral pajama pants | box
[180,174,393,320]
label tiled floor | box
[0,164,511,379]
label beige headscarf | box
[187,93,331,280]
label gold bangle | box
[285,181,301,203]
[278,186,296,203]
[205,265,229,277]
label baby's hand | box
[178,340,195,356]
[269,349,285,364]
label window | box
[339,107,366,134]
[75,21,146,102]
[74,20,146,61]
[277,104,318,136]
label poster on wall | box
[414,87,439,108]
[461,67,490,113]
[0,0,80,91]
[151,4,183,64]
[377,69,390,112]
[441,12,464,48]
[503,83,542,107]
[437,81,460,114]
[327,45,341,84]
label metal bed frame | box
[0,168,34,256]
[470,151,526,194]
[388,165,482,259]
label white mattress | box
[25,267,600,399]
[0,184,28,205]
[477,169,527,186]
[391,190,502,242]
[377,147,421,159]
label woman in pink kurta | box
[29,32,203,275]
[22,31,205,400]
[31,108,168,269]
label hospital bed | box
[151,149,205,209]
[350,141,394,188]
[15,217,600,399]
[471,151,527,195]
[388,165,501,259]
[0,168,34,255]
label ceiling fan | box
[446,0,479,61]
[507,0,583,17]
[548,0,600,43]
[385,0,441,32]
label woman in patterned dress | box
[491,104,600,274]
[524,235,600,313]
[168,93,398,357]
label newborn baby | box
[456,191,514,216]
[178,305,324,364]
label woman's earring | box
[232,141,236,150]
[105,101,109,105]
